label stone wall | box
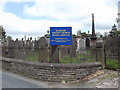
[1,57,102,82]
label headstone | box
[25,40,30,57]
[2,42,7,57]
[6,39,15,58]
[18,40,26,60]
[38,37,48,62]
[34,39,39,52]
[69,38,77,57]
[25,39,34,58]
[96,42,103,62]
[49,45,59,63]
[14,39,19,59]
[28,40,34,56]
[60,45,68,58]
[104,36,119,59]
[86,37,90,48]
[77,38,86,53]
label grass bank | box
[106,59,120,70]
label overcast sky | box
[0,0,118,40]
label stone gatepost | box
[96,42,106,68]
[38,37,48,62]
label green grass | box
[77,50,96,60]
[106,59,120,69]
[78,54,95,60]
[60,56,81,63]
[26,50,96,64]
[60,50,96,63]
[26,52,39,61]
[60,55,96,64]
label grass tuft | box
[106,59,120,70]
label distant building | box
[116,1,120,29]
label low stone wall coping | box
[1,57,102,68]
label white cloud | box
[0,11,83,39]
[24,0,117,28]
[0,0,118,39]
[0,0,34,3]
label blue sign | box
[50,27,72,45]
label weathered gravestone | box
[86,37,90,48]
[18,40,26,60]
[2,42,6,57]
[96,42,103,62]
[49,45,59,63]
[6,39,15,58]
[28,39,34,56]
[69,38,77,57]
[38,37,48,62]
[77,38,86,53]
[25,40,30,57]
[104,36,119,59]
[14,39,19,59]
[25,38,34,58]
[34,39,39,52]
[60,45,69,58]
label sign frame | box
[50,27,72,45]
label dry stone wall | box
[1,57,102,82]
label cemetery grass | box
[60,51,96,64]
[60,56,96,63]
[26,50,96,63]
[26,52,39,61]
[106,59,120,70]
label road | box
[0,69,119,89]
[1,71,50,88]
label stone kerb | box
[1,57,102,82]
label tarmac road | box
[1,71,50,88]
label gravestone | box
[69,38,77,57]
[14,39,19,59]
[96,42,103,62]
[49,45,59,63]
[77,38,86,53]
[86,37,90,48]
[34,39,39,51]
[38,37,48,62]
[25,39,34,58]
[18,40,26,60]
[60,45,69,58]
[2,42,7,57]
[28,40,34,56]
[6,39,15,58]
[104,36,119,59]
[25,40,30,57]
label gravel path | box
[87,69,119,88]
